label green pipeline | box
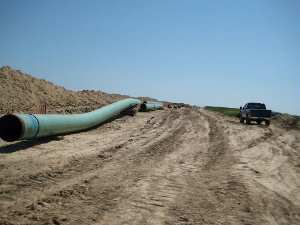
[140,101,163,111]
[0,98,141,142]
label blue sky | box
[0,0,299,115]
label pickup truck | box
[239,103,272,125]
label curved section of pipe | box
[140,101,163,111]
[0,98,141,142]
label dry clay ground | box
[0,107,299,225]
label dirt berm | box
[0,67,299,224]
[0,66,158,114]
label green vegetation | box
[205,106,240,117]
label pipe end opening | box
[0,114,23,142]
[140,104,146,111]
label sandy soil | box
[0,66,159,114]
[0,107,299,225]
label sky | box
[0,0,299,115]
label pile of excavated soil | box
[0,66,158,114]
[272,114,300,130]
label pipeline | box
[140,101,163,111]
[0,98,141,142]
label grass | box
[205,106,240,118]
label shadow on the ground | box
[0,138,56,154]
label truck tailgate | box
[251,109,272,118]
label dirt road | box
[0,108,299,224]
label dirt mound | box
[272,114,300,130]
[0,66,158,114]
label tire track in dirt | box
[202,111,230,169]
[94,108,197,224]
[95,108,255,225]
[165,108,255,225]
[211,110,300,224]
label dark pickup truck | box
[239,103,272,125]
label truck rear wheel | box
[257,120,262,125]
[240,118,244,123]
[246,117,251,125]
[265,120,270,126]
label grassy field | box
[205,106,240,117]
